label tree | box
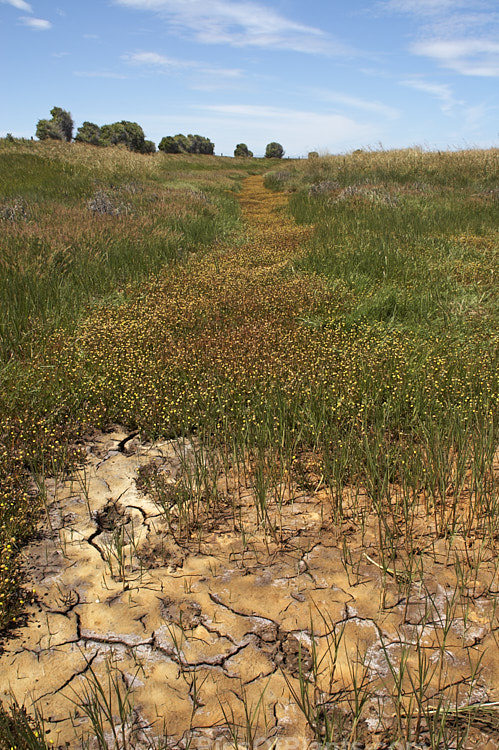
[75,121,102,146]
[100,121,146,152]
[36,119,61,141]
[36,106,73,142]
[265,142,284,159]
[51,107,73,141]
[142,139,156,154]
[158,136,181,154]
[234,143,253,157]
[188,134,214,154]
[158,133,215,155]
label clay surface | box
[1,428,499,749]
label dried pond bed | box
[1,428,499,749]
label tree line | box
[35,107,285,158]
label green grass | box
[0,141,265,363]
[0,141,268,632]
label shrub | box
[265,142,284,159]
[234,143,253,157]
[36,107,73,142]
[159,134,214,155]
[0,198,29,221]
[100,121,146,153]
[87,190,129,216]
[75,122,102,146]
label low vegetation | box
[0,141,498,748]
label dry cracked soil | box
[2,427,499,749]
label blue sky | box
[2,0,499,156]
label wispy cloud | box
[126,50,244,85]
[400,78,463,112]
[379,0,470,16]
[194,103,373,152]
[412,39,499,76]
[380,0,499,76]
[379,0,499,31]
[313,89,399,119]
[74,70,128,79]
[20,15,51,30]
[127,51,195,68]
[114,0,353,56]
[2,0,33,11]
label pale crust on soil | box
[1,426,498,748]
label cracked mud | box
[2,427,499,748]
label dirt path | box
[1,177,498,750]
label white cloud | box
[127,51,195,68]
[380,0,470,15]
[20,15,51,29]
[187,103,374,155]
[379,0,499,76]
[74,71,128,79]
[462,102,493,131]
[400,78,462,111]
[125,51,244,85]
[201,67,242,78]
[114,0,353,56]
[313,89,399,119]
[2,0,33,11]
[412,38,499,76]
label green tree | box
[36,106,73,142]
[36,119,61,141]
[188,134,215,154]
[100,121,146,152]
[234,143,253,157]
[75,121,102,146]
[51,107,73,141]
[265,142,284,159]
[142,139,156,154]
[158,136,181,154]
[158,133,214,155]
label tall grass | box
[0,141,257,363]
[0,141,265,633]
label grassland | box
[0,140,260,629]
[0,141,498,749]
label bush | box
[36,107,73,142]
[87,190,129,215]
[0,198,29,221]
[36,119,63,142]
[100,121,146,153]
[159,134,214,155]
[234,143,253,157]
[265,142,284,159]
[75,122,102,146]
